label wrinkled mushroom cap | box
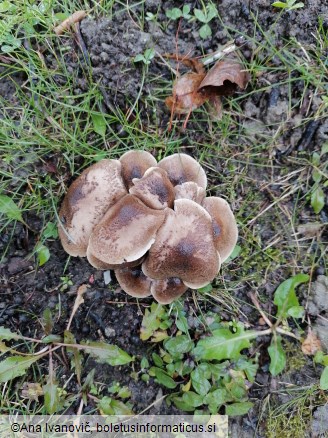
[115,266,152,298]
[202,196,238,262]
[142,199,220,289]
[58,159,127,257]
[129,167,175,210]
[120,150,157,189]
[157,153,207,189]
[151,278,188,304]
[174,181,206,204]
[87,194,166,266]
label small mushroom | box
[142,199,220,289]
[115,266,152,298]
[129,167,175,209]
[157,153,207,189]
[120,150,157,189]
[174,181,206,204]
[58,159,127,257]
[151,277,188,304]
[87,194,166,267]
[202,196,238,262]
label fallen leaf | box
[297,222,323,238]
[198,59,249,93]
[165,72,207,115]
[66,284,88,331]
[21,382,43,401]
[54,11,87,35]
[165,57,249,127]
[302,330,321,355]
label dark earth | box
[1,1,328,436]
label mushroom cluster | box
[58,151,238,304]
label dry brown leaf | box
[165,57,249,127]
[66,284,88,331]
[297,222,324,238]
[301,330,321,355]
[198,59,249,93]
[165,72,207,115]
[21,382,43,401]
[163,54,205,74]
[54,11,87,35]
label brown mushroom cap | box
[174,182,206,204]
[58,159,127,257]
[120,150,157,189]
[87,251,145,270]
[142,199,220,289]
[129,167,175,210]
[151,277,188,304]
[157,153,207,189]
[115,266,152,298]
[87,194,166,266]
[202,196,238,262]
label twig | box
[202,43,237,66]
[249,293,273,327]
[54,11,87,35]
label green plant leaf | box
[0,1,13,12]
[0,195,23,222]
[0,326,21,341]
[182,5,191,18]
[198,284,213,293]
[199,24,212,39]
[42,308,53,335]
[134,53,145,63]
[140,303,166,341]
[0,356,40,383]
[319,366,328,390]
[166,7,182,20]
[91,113,106,137]
[194,8,207,23]
[224,245,241,263]
[42,222,58,239]
[80,341,133,366]
[273,273,309,318]
[204,388,227,409]
[43,376,59,414]
[206,4,218,21]
[164,335,193,355]
[36,244,50,266]
[172,396,195,411]
[152,367,177,389]
[194,325,256,361]
[41,334,62,344]
[268,336,286,376]
[289,2,304,9]
[287,305,304,318]
[235,358,258,382]
[225,402,253,416]
[191,367,211,396]
[152,352,163,368]
[311,186,325,214]
[98,396,133,415]
[182,391,204,407]
[65,331,82,384]
[272,1,288,8]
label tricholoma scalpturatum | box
[58,151,238,304]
